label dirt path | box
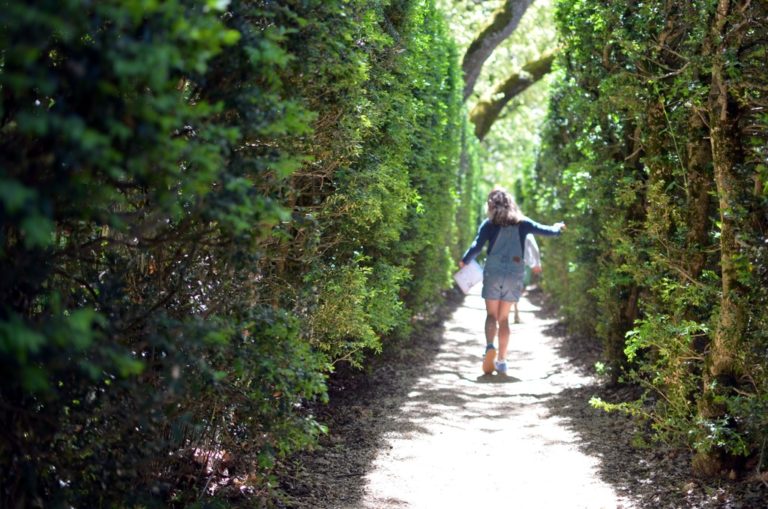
[276,287,767,508]
[359,287,631,508]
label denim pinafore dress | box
[481,224,526,302]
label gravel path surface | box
[275,287,768,508]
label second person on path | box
[459,188,565,375]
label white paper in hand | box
[453,260,483,294]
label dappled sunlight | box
[362,286,633,508]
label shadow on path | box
[275,291,466,508]
[527,288,768,509]
[275,286,768,508]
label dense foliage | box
[0,0,480,505]
[531,0,768,475]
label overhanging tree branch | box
[462,0,535,101]
[469,50,556,140]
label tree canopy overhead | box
[440,0,559,192]
[460,0,536,100]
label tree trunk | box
[469,51,555,140]
[685,111,713,279]
[602,122,646,386]
[462,0,535,101]
[693,0,749,478]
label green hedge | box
[531,0,768,473]
[0,0,478,505]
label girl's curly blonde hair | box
[487,188,523,226]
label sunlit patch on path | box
[361,286,634,508]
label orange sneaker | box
[482,344,496,375]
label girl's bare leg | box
[482,299,502,373]
[484,299,500,345]
[496,301,513,360]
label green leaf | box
[0,315,47,362]
[20,214,54,248]
[21,365,49,393]
[111,353,145,378]
[64,308,106,350]
[0,179,36,213]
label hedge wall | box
[531,0,768,475]
[0,0,479,505]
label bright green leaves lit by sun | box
[439,0,559,202]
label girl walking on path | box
[459,188,565,375]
